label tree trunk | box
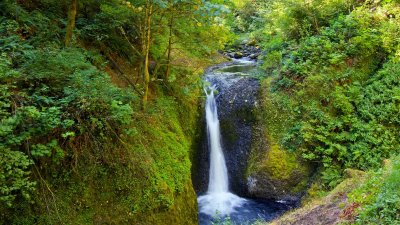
[142,2,153,109]
[165,14,174,81]
[65,0,77,47]
[165,0,174,81]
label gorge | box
[2,1,400,224]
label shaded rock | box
[249,54,259,60]
[247,39,257,46]
[246,134,311,200]
[234,52,243,59]
[227,52,235,58]
[194,57,309,203]
[216,76,260,196]
[193,59,259,197]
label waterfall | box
[197,86,245,216]
[197,59,292,225]
[205,87,229,193]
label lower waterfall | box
[197,86,245,216]
[196,58,292,225]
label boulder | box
[227,52,235,58]
[246,125,311,200]
[234,52,244,59]
[247,39,257,46]
[249,54,259,60]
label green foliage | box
[0,0,220,223]
[239,0,400,189]
[211,213,233,225]
[350,156,400,224]
[0,9,136,213]
[0,149,35,207]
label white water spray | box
[205,87,228,193]
[197,86,245,216]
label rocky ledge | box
[223,40,262,60]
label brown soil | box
[270,169,365,225]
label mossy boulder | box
[234,52,244,59]
[246,132,311,200]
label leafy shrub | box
[253,0,400,188]
[350,155,400,224]
[0,149,35,207]
[0,15,136,208]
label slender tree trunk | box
[142,2,153,109]
[165,12,174,81]
[65,0,77,47]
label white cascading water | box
[205,86,228,193]
[197,86,245,216]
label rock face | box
[224,40,262,60]
[246,123,310,200]
[191,114,209,193]
[245,78,311,201]
[216,75,260,196]
[270,169,366,225]
[193,60,260,196]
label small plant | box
[211,211,233,225]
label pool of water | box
[198,197,294,225]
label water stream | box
[197,85,245,216]
[197,58,291,225]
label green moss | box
[245,76,311,197]
[247,136,310,189]
[1,96,199,225]
[259,77,296,142]
[247,77,309,182]
[263,142,301,180]
[236,106,256,122]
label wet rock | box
[227,52,235,58]
[223,42,262,61]
[249,54,259,60]
[241,39,249,45]
[194,59,260,196]
[216,76,259,196]
[192,114,209,194]
[194,58,309,201]
[234,52,243,59]
[247,39,257,46]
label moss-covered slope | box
[0,2,209,223]
[246,77,311,200]
[1,96,200,225]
